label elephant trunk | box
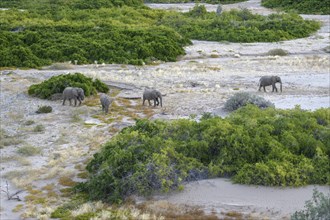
[279,80,282,92]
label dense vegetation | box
[262,0,330,15]
[28,73,109,99]
[0,0,321,68]
[159,5,320,42]
[144,0,246,4]
[77,105,330,203]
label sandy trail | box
[1,0,329,219]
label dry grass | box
[4,169,43,188]
[33,124,45,132]
[12,204,24,212]
[59,176,77,187]
[137,201,219,220]
[17,145,42,156]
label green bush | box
[291,189,330,220]
[28,73,109,99]
[159,7,321,43]
[224,92,274,111]
[0,1,320,68]
[262,0,330,15]
[77,105,330,203]
[36,105,52,114]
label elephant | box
[62,87,85,106]
[100,93,113,113]
[258,76,282,92]
[143,89,162,107]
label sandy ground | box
[1,0,329,219]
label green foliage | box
[78,105,330,203]
[291,189,330,220]
[159,7,320,43]
[262,0,330,15]
[0,4,190,68]
[224,92,275,111]
[0,0,320,68]
[28,73,109,99]
[36,105,52,114]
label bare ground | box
[1,0,329,219]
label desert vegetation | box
[28,73,109,99]
[262,0,330,15]
[224,92,274,111]
[0,0,320,68]
[76,105,330,203]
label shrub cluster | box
[159,6,321,43]
[28,73,109,99]
[224,92,274,111]
[262,0,330,15]
[36,105,52,114]
[77,105,330,203]
[0,1,320,68]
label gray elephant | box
[258,76,282,92]
[143,89,162,107]
[62,87,85,106]
[100,93,113,113]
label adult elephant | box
[62,87,85,106]
[143,89,162,107]
[258,76,282,92]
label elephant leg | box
[153,99,157,107]
[258,85,262,92]
[263,86,266,92]
[142,99,145,106]
[78,98,81,106]
[148,100,152,106]
[62,98,66,105]
[74,98,77,106]
[69,99,72,105]
[272,84,277,92]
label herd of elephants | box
[62,75,282,113]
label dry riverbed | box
[1,0,330,219]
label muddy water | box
[157,178,330,219]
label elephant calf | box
[62,87,85,106]
[100,93,113,113]
[143,89,162,107]
[258,75,282,92]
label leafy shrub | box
[291,189,330,220]
[224,92,274,111]
[28,73,109,99]
[267,48,288,56]
[36,105,52,114]
[0,1,320,68]
[262,0,330,15]
[77,105,330,203]
[159,7,320,43]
